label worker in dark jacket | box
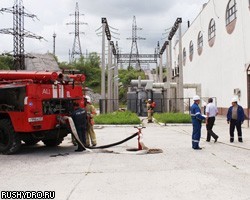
[227,97,244,143]
[190,95,206,150]
[72,102,87,151]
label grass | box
[154,112,191,124]
[94,111,141,125]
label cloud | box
[0,0,208,63]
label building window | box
[226,0,237,25]
[189,41,193,62]
[183,48,186,66]
[226,0,237,34]
[197,31,203,55]
[208,19,216,47]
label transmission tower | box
[127,16,145,70]
[66,2,87,62]
[0,0,43,70]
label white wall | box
[174,0,250,109]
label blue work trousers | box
[192,119,202,149]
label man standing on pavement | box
[227,97,245,143]
[72,102,87,152]
[205,98,219,143]
[190,95,206,150]
[84,95,97,147]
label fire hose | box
[65,116,138,151]
[88,133,138,149]
[64,116,162,154]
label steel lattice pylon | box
[0,0,43,70]
[67,2,87,62]
[13,0,24,70]
[127,16,145,70]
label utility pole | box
[159,41,168,83]
[167,40,173,112]
[0,0,43,70]
[156,41,160,82]
[108,41,118,112]
[127,16,145,70]
[159,40,168,112]
[101,19,106,113]
[107,41,112,113]
[114,41,119,111]
[53,33,56,56]
[178,21,184,113]
[100,18,112,113]
[66,2,87,62]
[99,18,119,113]
[168,17,183,112]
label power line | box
[0,0,43,70]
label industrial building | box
[173,0,250,117]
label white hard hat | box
[148,99,152,101]
[231,97,238,103]
[193,95,200,101]
[85,95,91,103]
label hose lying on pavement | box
[65,116,163,154]
[65,116,138,151]
[88,132,138,149]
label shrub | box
[95,111,141,125]
[154,112,191,124]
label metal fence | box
[100,97,216,115]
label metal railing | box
[99,97,217,115]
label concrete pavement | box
[0,116,250,200]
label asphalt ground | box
[0,116,250,200]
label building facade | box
[173,0,250,117]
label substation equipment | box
[127,78,202,116]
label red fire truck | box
[0,71,86,154]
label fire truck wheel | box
[42,137,64,147]
[23,139,40,146]
[0,119,21,155]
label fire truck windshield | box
[0,86,26,112]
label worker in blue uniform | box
[190,95,206,150]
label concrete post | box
[159,54,163,83]
[113,53,119,111]
[178,22,184,113]
[167,41,173,112]
[101,22,106,113]
[107,41,112,113]
[110,47,114,112]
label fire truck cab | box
[0,71,86,154]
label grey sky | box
[0,0,208,63]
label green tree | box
[58,53,101,92]
[58,54,147,103]
[0,55,14,70]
